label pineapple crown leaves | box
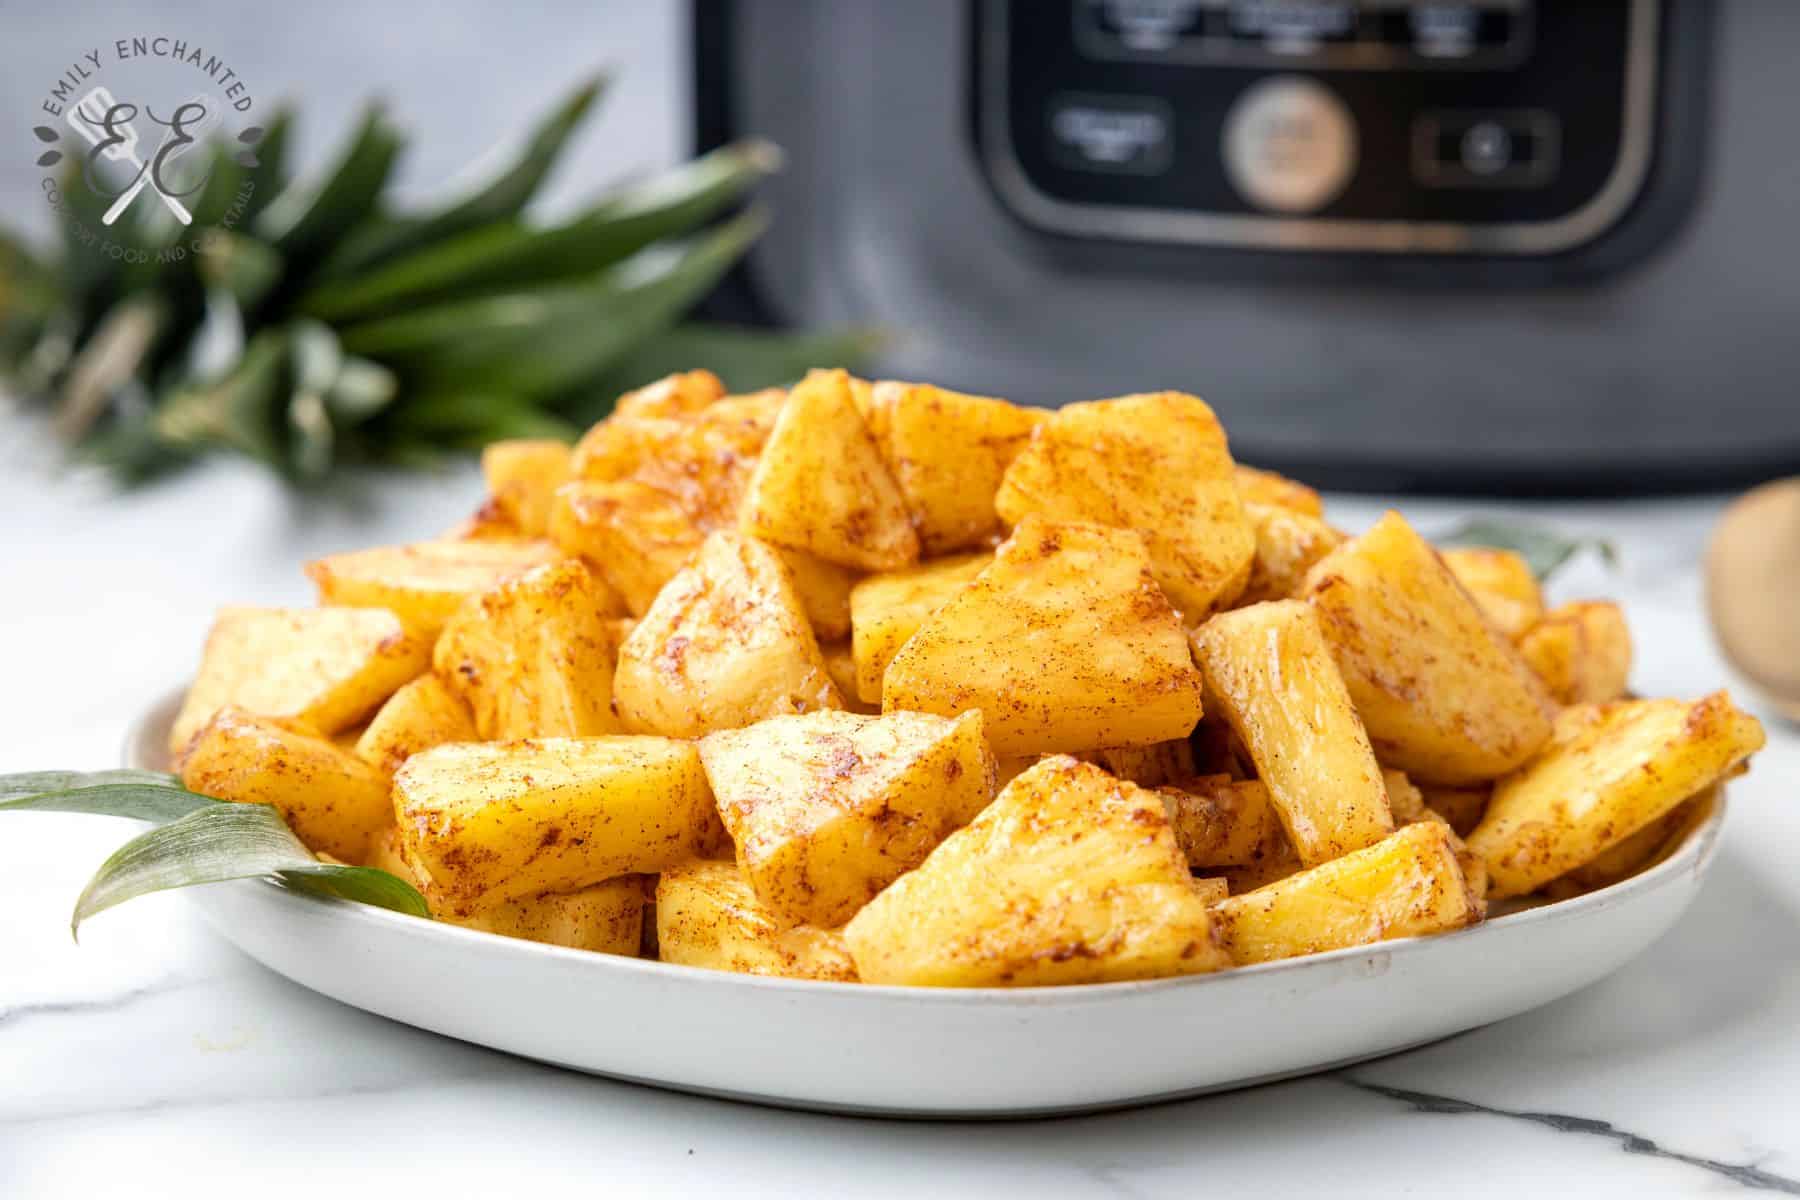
[0,770,428,935]
[1,74,874,485]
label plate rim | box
[129,685,1729,1005]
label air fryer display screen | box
[973,0,1655,254]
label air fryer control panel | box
[974,0,1659,254]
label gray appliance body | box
[696,1,1799,493]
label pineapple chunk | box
[460,875,648,955]
[1234,464,1324,516]
[613,532,841,739]
[1238,502,1343,605]
[1192,601,1394,865]
[883,518,1204,757]
[363,823,422,881]
[550,479,704,617]
[1086,740,1196,788]
[1441,547,1544,639]
[775,546,857,642]
[1542,796,1701,899]
[571,391,783,529]
[1156,775,1284,870]
[1382,768,1426,822]
[1213,821,1483,965]
[699,709,996,928]
[848,552,991,704]
[1418,784,1490,837]
[1518,600,1633,705]
[843,756,1229,987]
[305,539,567,638]
[552,477,851,637]
[1468,693,1764,898]
[739,369,919,571]
[995,391,1255,618]
[393,737,719,914]
[994,754,1043,790]
[434,560,623,740]
[657,860,858,980]
[354,673,477,776]
[444,498,524,541]
[611,368,726,421]
[368,828,649,953]
[481,439,571,538]
[1219,838,1303,895]
[1304,511,1555,784]
[170,605,429,757]
[182,707,393,862]
[864,381,1045,555]
[819,641,877,714]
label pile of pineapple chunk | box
[169,370,1766,987]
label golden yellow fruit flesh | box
[480,439,572,538]
[883,517,1204,757]
[393,737,719,914]
[1517,600,1634,706]
[305,539,567,639]
[1304,511,1555,784]
[843,756,1229,987]
[1234,464,1324,517]
[612,531,842,739]
[433,559,623,740]
[1238,502,1344,606]
[864,381,1044,555]
[995,391,1255,619]
[456,875,648,955]
[354,673,477,777]
[848,552,992,705]
[738,368,919,571]
[1467,693,1764,898]
[1440,547,1545,640]
[1155,775,1284,870]
[1213,821,1483,965]
[657,860,859,981]
[170,605,429,759]
[1192,600,1394,866]
[182,706,395,863]
[700,709,996,929]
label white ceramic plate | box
[128,690,1725,1118]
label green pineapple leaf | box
[342,207,768,398]
[153,328,291,468]
[1436,518,1619,582]
[300,139,778,322]
[318,73,610,278]
[0,769,213,823]
[257,103,405,270]
[71,802,428,936]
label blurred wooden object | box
[1707,478,1800,722]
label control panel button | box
[1077,0,1531,70]
[1047,93,1175,175]
[1089,0,1207,53]
[1221,76,1357,213]
[1460,121,1513,175]
[1414,110,1559,188]
[1226,2,1357,55]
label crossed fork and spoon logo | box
[33,86,263,227]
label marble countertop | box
[2,440,1796,1198]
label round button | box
[1460,121,1514,175]
[1221,77,1357,214]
